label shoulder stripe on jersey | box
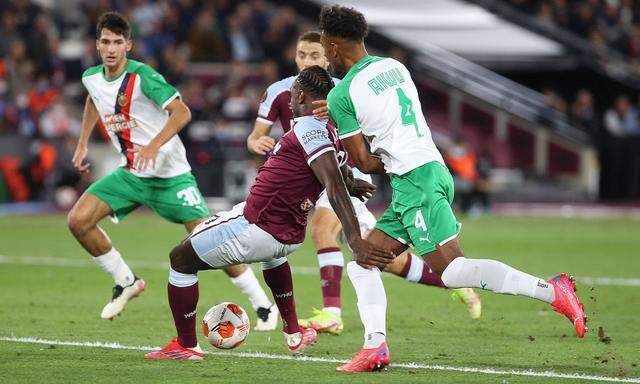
[256,117,274,125]
[338,128,362,140]
[307,146,335,165]
[114,73,137,169]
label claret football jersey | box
[244,115,346,244]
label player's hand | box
[250,136,276,155]
[349,179,376,201]
[130,143,159,172]
[72,144,91,173]
[312,100,329,120]
[349,237,395,270]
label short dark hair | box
[296,65,334,100]
[298,31,321,44]
[96,12,131,39]
[319,5,368,42]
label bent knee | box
[67,207,92,237]
[311,210,341,247]
[169,241,197,274]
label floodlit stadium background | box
[0,1,639,383]
[2,0,640,213]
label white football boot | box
[101,277,146,320]
[254,304,279,331]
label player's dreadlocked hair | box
[319,5,368,42]
[296,65,334,100]
[97,12,131,39]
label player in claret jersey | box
[67,12,277,329]
[145,65,392,360]
[319,5,587,372]
[248,31,481,336]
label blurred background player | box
[445,137,492,215]
[247,31,481,335]
[66,12,278,330]
[146,65,387,360]
[320,5,586,372]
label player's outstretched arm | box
[73,95,100,173]
[341,133,386,174]
[310,152,393,269]
[132,98,191,171]
[247,121,275,155]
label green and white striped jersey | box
[327,56,444,176]
[81,59,190,178]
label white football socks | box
[346,261,387,348]
[365,332,386,349]
[230,267,272,310]
[441,257,555,304]
[168,267,198,287]
[94,248,134,287]
[404,253,424,283]
[317,249,344,268]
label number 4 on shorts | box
[415,210,427,231]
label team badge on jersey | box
[300,198,314,212]
[117,92,129,107]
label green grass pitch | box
[0,213,639,383]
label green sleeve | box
[328,86,361,139]
[82,65,103,78]
[136,65,179,108]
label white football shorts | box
[189,202,300,269]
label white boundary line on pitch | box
[1,254,640,287]
[1,336,638,383]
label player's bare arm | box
[310,152,393,269]
[341,132,386,174]
[73,95,100,173]
[131,97,191,171]
[247,121,276,155]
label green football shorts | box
[86,168,209,224]
[375,161,462,255]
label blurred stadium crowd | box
[519,0,640,61]
[0,0,317,133]
[0,0,317,203]
[0,0,639,205]
[514,0,640,139]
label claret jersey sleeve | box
[257,76,296,127]
[292,117,336,165]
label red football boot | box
[336,342,390,372]
[144,337,204,360]
[548,274,587,338]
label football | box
[202,302,250,349]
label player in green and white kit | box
[67,13,278,329]
[319,5,587,372]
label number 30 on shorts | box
[177,186,202,207]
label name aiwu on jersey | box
[82,59,190,178]
[328,56,444,176]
